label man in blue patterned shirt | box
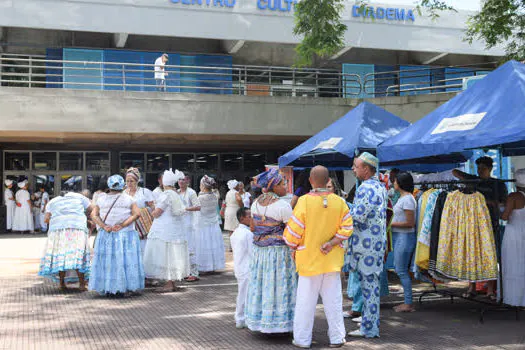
[345,152,388,338]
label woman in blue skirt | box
[89,175,145,295]
[245,168,297,333]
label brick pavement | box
[0,234,524,350]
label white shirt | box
[126,187,153,209]
[241,192,251,209]
[230,223,253,279]
[393,194,417,233]
[4,188,14,205]
[154,57,166,80]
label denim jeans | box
[392,231,417,305]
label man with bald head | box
[284,165,353,348]
[344,152,388,338]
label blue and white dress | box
[344,177,387,338]
[245,198,297,333]
[88,192,145,295]
[38,192,92,282]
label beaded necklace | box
[311,188,331,208]
[256,191,279,222]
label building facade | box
[0,0,504,196]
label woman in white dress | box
[144,169,190,293]
[124,168,154,256]
[178,175,201,281]
[224,180,243,232]
[12,180,34,234]
[196,175,226,273]
[501,169,525,306]
[239,182,252,208]
[38,186,50,232]
[31,192,42,232]
[4,180,15,232]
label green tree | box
[465,0,525,61]
[294,0,455,66]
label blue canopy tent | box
[378,60,525,165]
[278,102,410,169]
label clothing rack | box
[413,179,520,323]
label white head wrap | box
[162,168,185,187]
[227,179,239,191]
[4,179,13,187]
[18,180,27,188]
[516,168,525,187]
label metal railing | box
[363,63,495,97]
[0,54,497,98]
[0,55,362,98]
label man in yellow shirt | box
[284,166,353,348]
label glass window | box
[61,175,83,193]
[221,153,242,171]
[120,153,144,174]
[59,152,83,171]
[243,153,267,175]
[146,153,169,172]
[32,152,57,171]
[172,153,195,172]
[145,173,160,191]
[5,152,30,171]
[87,174,109,194]
[32,175,55,197]
[195,153,218,171]
[86,152,110,171]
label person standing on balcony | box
[154,53,169,92]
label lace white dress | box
[502,191,525,306]
[195,192,225,272]
[144,190,190,281]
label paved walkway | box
[0,234,523,350]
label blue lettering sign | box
[214,0,223,5]
[257,0,267,10]
[386,8,395,20]
[257,0,296,12]
[352,5,361,17]
[366,6,375,18]
[395,8,405,20]
[406,9,415,21]
[192,0,202,4]
[376,7,385,19]
[182,0,191,4]
[351,6,415,21]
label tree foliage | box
[465,0,525,61]
[293,0,349,67]
[293,0,525,66]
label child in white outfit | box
[229,207,253,329]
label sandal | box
[486,293,497,302]
[184,276,200,282]
[462,291,477,299]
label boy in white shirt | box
[230,207,253,329]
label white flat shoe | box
[351,316,362,323]
[236,322,246,329]
[348,330,364,338]
[292,340,311,349]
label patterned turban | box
[201,175,216,189]
[358,152,379,169]
[107,175,125,191]
[253,168,283,191]
[126,167,141,181]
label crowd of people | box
[4,151,525,347]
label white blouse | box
[97,192,136,228]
